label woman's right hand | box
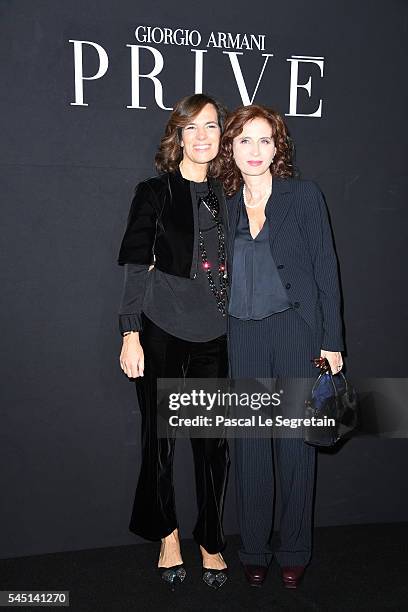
[120,332,144,378]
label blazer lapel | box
[226,187,242,241]
[225,187,243,280]
[266,177,292,245]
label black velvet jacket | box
[117,168,228,279]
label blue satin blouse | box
[228,195,291,320]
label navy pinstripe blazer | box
[226,177,344,352]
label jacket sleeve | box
[300,181,344,352]
[118,263,150,334]
[117,181,157,266]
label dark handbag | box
[304,358,358,447]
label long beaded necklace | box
[197,187,228,316]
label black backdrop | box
[1,0,407,559]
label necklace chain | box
[243,183,273,208]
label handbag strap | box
[311,357,345,397]
[311,369,337,397]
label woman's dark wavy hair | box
[218,104,295,196]
[155,93,227,175]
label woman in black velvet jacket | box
[117,94,230,590]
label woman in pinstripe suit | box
[218,105,344,588]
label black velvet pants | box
[129,313,230,554]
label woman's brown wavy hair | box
[218,104,294,196]
[155,94,227,175]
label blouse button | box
[277,264,284,269]
[285,283,291,289]
[294,301,300,308]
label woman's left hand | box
[320,350,343,374]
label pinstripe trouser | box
[228,308,319,567]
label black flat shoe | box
[158,564,187,591]
[202,567,228,589]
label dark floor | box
[1,523,407,611]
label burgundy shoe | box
[242,564,268,587]
[281,565,306,589]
